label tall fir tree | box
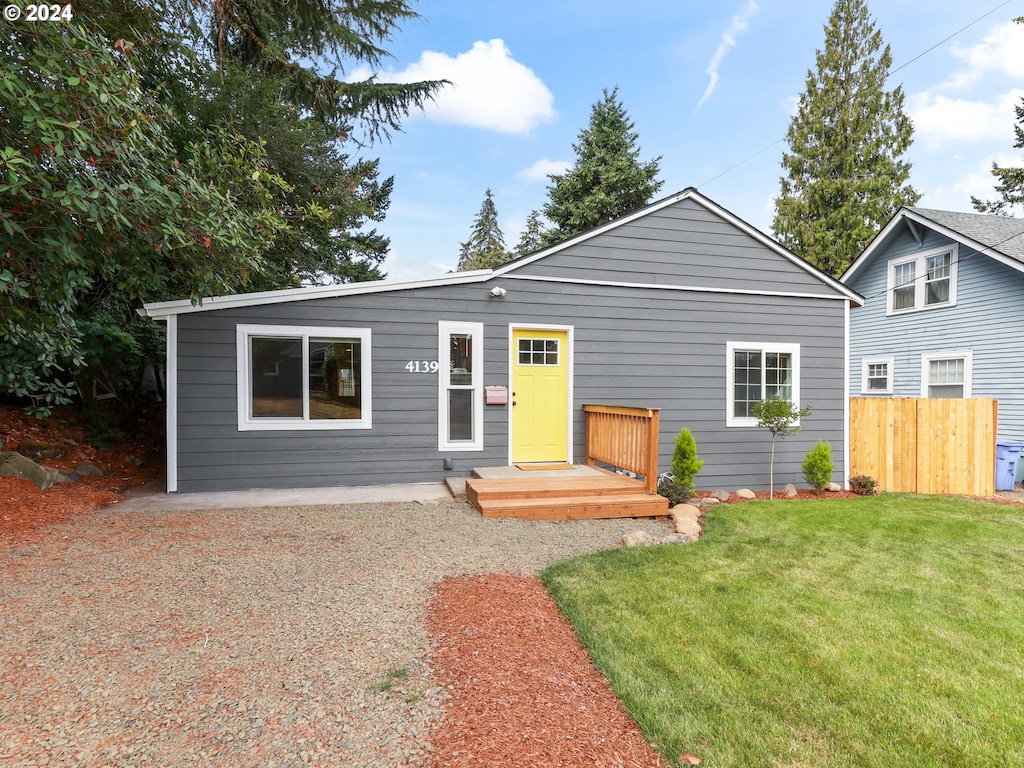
[772,0,919,277]
[457,189,512,271]
[515,210,547,256]
[973,17,1024,217]
[543,87,663,246]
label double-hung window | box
[237,325,371,431]
[726,342,801,426]
[887,246,957,314]
[861,356,894,394]
[921,351,972,398]
[439,321,483,451]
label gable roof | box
[141,187,862,320]
[843,206,1024,283]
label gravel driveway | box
[0,497,666,767]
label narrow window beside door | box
[439,321,484,451]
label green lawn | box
[541,495,1024,768]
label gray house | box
[142,188,862,493]
[842,206,1024,440]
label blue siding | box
[847,225,1024,440]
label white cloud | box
[944,21,1024,89]
[917,153,1023,211]
[517,158,571,181]
[361,39,556,134]
[696,0,759,111]
[909,89,1024,148]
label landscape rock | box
[0,450,72,490]
[669,505,703,540]
[75,459,105,477]
[691,497,719,510]
[735,488,756,499]
[711,489,730,502]
[784,483,798,498]
[619,530,660,548]
[660,533,691,545]
[14,439,67,461]
[826,482,842,492]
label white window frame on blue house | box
[861,355,894,394]
[886,244,958,315]
[726,341,802,427]
[920,350,973,399]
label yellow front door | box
[511,328,569,463]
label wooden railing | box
[583,404,661,494]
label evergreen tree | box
[457,189,513,271]
[515,210,547,256]
[973,18,1024,217]
[772,0,919,278]
[543,87,663,246]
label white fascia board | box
[139,270,494,319]
[841,208,909,284]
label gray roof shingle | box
[908,207,1024,263]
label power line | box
[697,1,1017,192]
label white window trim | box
[236,324,372,431]
[438,321,484,451]
[726,341,802,427]
[886,244,958,315]
[861,355,895,395]
[920,350,973,398]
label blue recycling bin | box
[995,441,1024,491]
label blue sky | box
[349,0,1024,279]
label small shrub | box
[657,475,692,507]
[802,440,833,491]
[671,427,704,492]
[850,474,879,496]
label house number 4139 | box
[405,361,439,373]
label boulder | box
[14,439,67,461]
[735,488,756,499]
[783,483,798,498]
[0,451,72,490]
[711,489,731,502]
[619,530,660,548]
[826,482,842,492]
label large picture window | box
[237,325,371,431]
[887,246,957,314]
[726,342,801,427]
[439,321,483,451]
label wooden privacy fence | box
[849,397,997,496]
[583,404,661,494]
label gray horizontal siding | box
[174,277,847,492]
[847,225,1024,440]
[514,198,840,297]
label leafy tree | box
[753,399,812,500]
[772,0,919,278]
[543,87,663,245]
[457,189,513,271]
[973,17,1024,216]
[515,210,547,257]
[1,10,286,412]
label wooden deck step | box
[476,492,668,520]
[466,474,643,504]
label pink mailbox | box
[485,385,509,405]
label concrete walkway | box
[114,480,454,513]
